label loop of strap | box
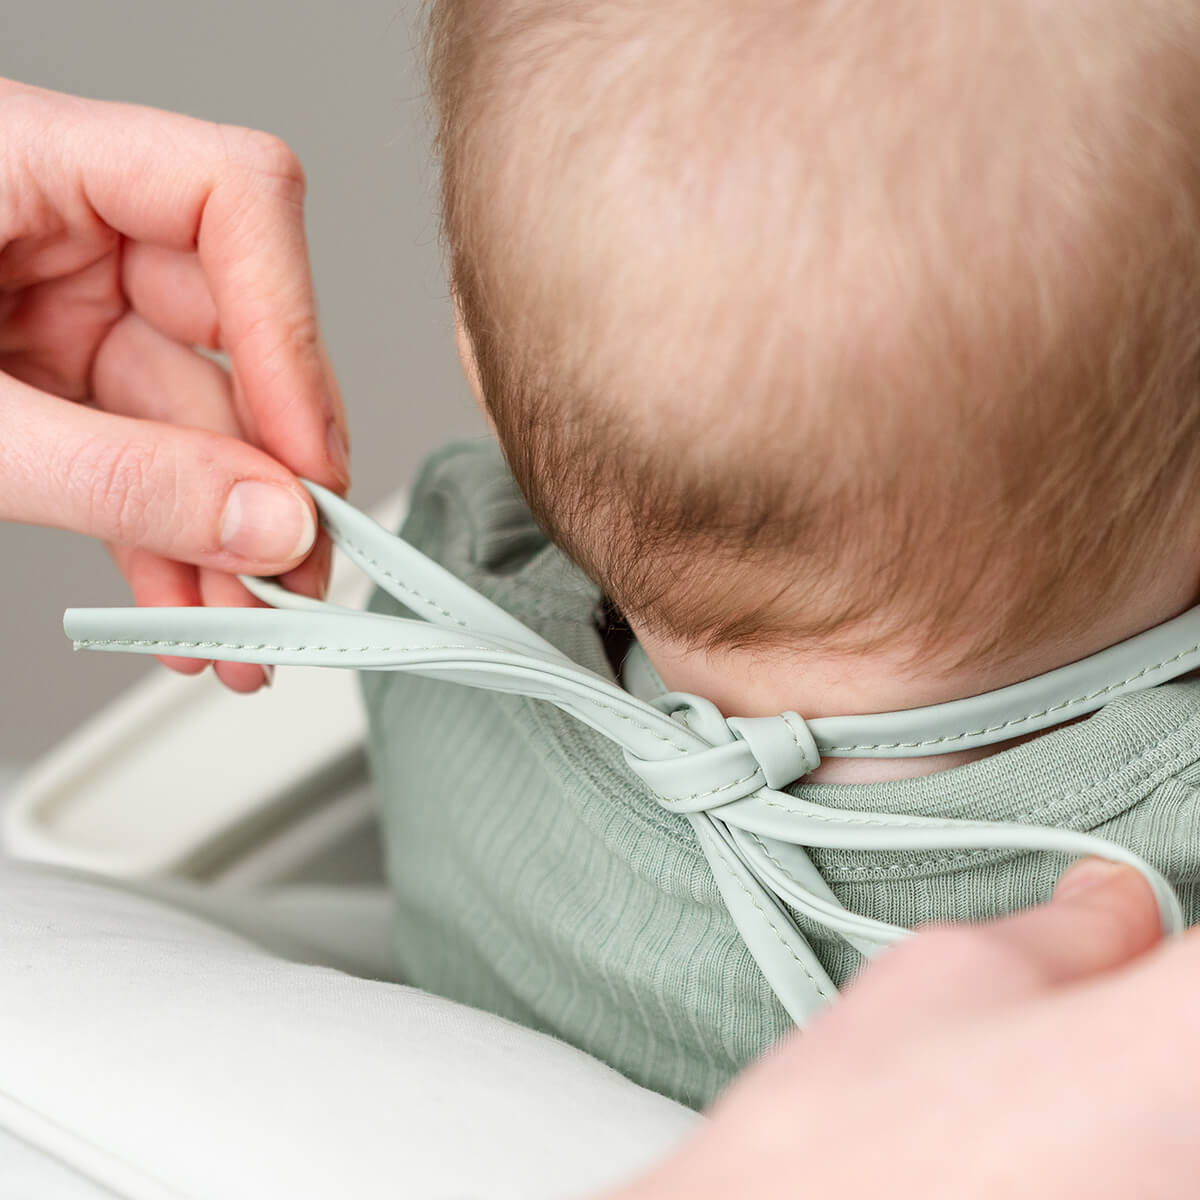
[728,712,822,787]
[62,481,1192,1027]
[621,696,821,812]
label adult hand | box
[612,861,1188,1199]
[0,79,350,691]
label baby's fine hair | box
[429,0,1200,670]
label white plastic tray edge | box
[3,490,407,879]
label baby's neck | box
[631,574,1200,784]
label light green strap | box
[62,481,1189,1026]
[807,614,1200,758]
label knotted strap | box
[64,482,1195,1024]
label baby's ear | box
[452,293,490,424]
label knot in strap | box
[622,694,820,813]
[727,712,821,787]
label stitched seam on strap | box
[587,704,692,753]
[747,834,896,949]
[648,768,763,805]
[338,531,470,629]
[759,795,961,831]
[330,546,695,751]
[516,694,701,852]
[703,827,834,1001]
[307,527,698,752]
[753,833,815,895]
[73,637,496,655]
[751,833,845,922]
[826,644,1200,751]
[75,639,695,753]
[780,712,806,750]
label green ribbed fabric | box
[363,439,1200,1110]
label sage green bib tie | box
[64,481,1195,1025]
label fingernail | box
[220,481,316,564]
[1054,858,1127,901]
[261,664,275,688]
[326,419,350,487]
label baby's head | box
[430,0,1200,681]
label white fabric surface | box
[0,859,697,1199]
[135,881,406,984]
[0,1125,118,1199]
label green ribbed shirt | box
[363,440,1200,1109]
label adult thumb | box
[1,376,317,573]
[987,857,1165,990]
[825,858,1164,1049]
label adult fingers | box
[92,315,334,608]
[94,314,313,690]
[953,859,1161,991]
[25,92,350,491]
[107,544,208,676]
[90,312,240,435]
[829,861,1162,1042]
[111,541,273,692]
[121,244,220,351]
[1,371,317,573]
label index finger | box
[196,133,351,494]
[29,90,349,492]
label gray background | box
[0,0,484,765]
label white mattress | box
[0,1126,116,1199]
